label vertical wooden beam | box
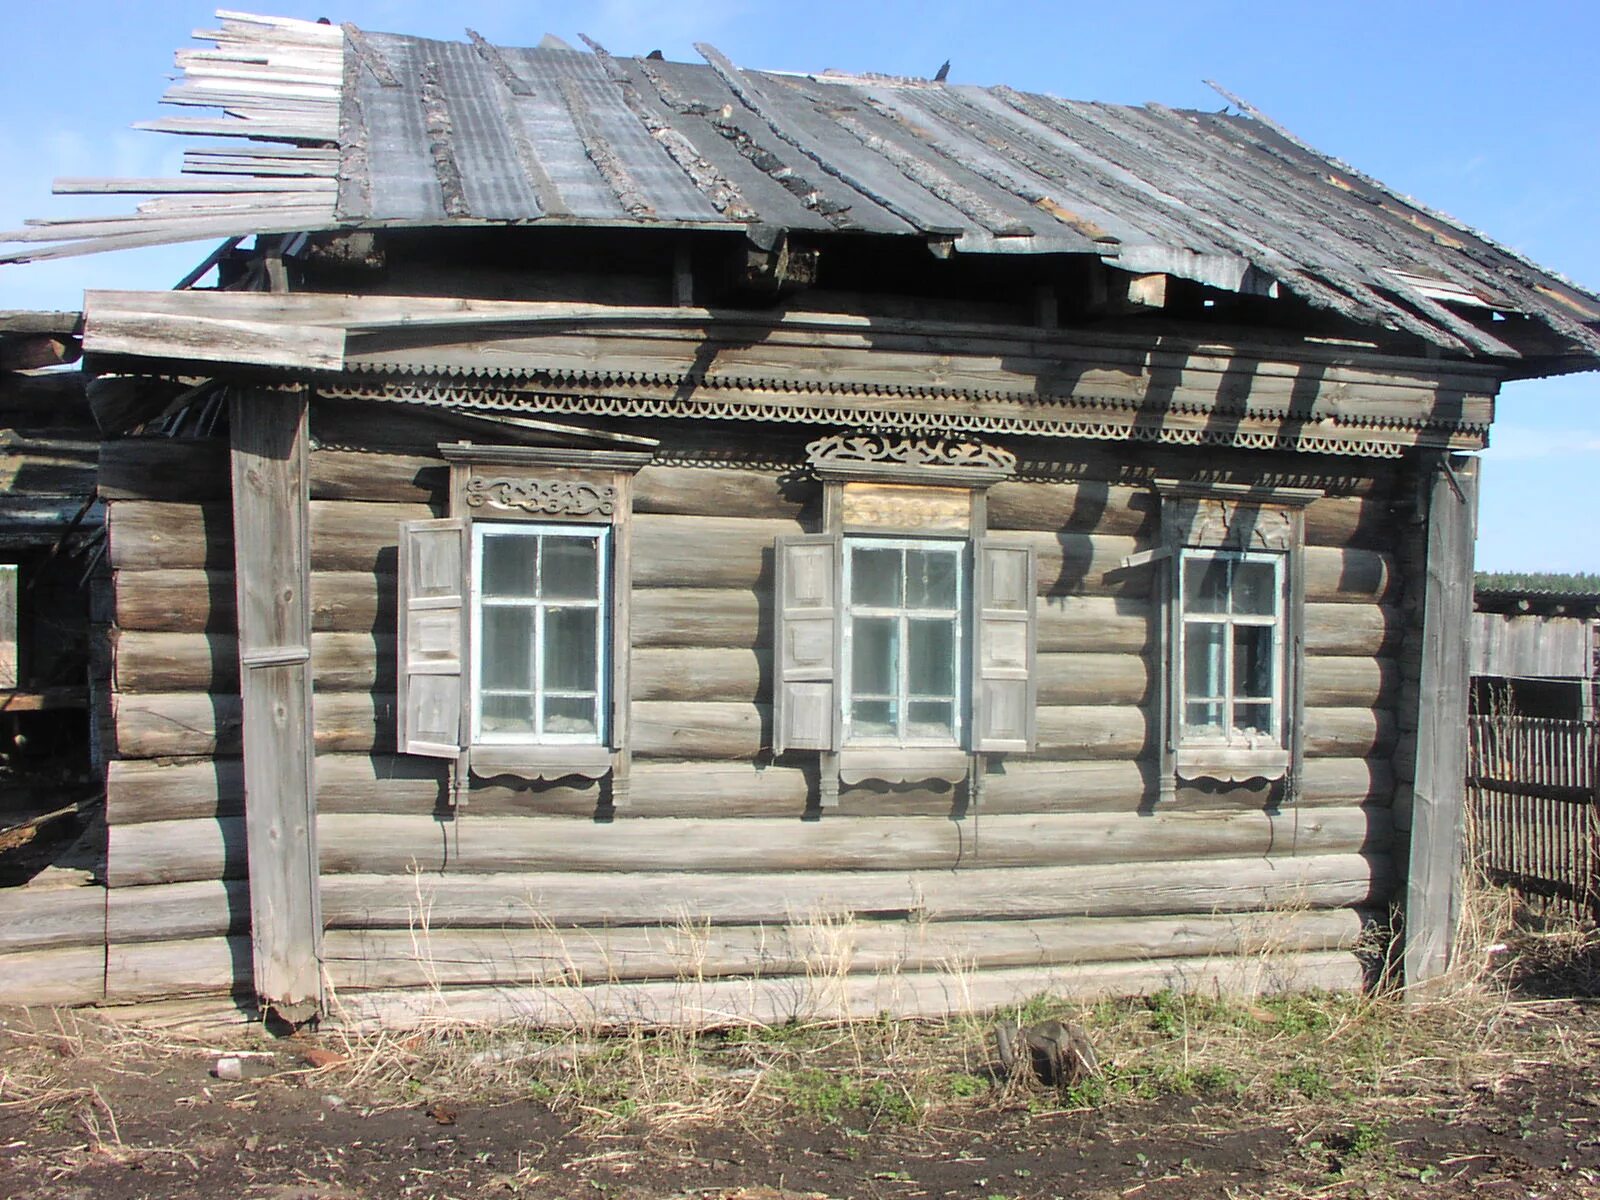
[230,386,321,1022]
[1405,453,1478,991]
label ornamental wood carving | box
[807,434,1017,473]
[464,476,616,517]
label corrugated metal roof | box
[5,11,1600,365]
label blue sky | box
[2,1,1596,571]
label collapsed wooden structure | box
[2,12,1598,1025]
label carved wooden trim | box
[808,434,1016,486]
[464,476,617,517]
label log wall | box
[79,427,1406,1019]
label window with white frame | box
[471,523,609,746]
[842,538,965,747]
[1178,549,1284,747]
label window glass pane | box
[907,699,954,740]
[906,618,956,696]
[481,694,535,734]
[1233,560,1277,616]
[481,608,534,690]
[1235,703,1272,735]
[543,696,597,736]
[542,534,600,600]
[543,606,599,692]
[1184,622,1226,701]
[852,699,897,738]
[1232,624,1275,701]
[905,548,959,609]
[1185,701,1224,735]
[851,616,899,696]
[481,532,538,597]
[850,546,902,607]
[1184,557,1230,615]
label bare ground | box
[4,917,1600,1199]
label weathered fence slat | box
[1467,715,1600,915]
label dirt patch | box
[5,972,1600,1200]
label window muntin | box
[470,522,609,746]
[842,538,965,747]
[1178,549,1283,745]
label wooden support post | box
[1404,453,1478,992]
[230,386,322,1022]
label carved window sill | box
[839,749,970,787]
[1174,745,1289,784]
[469,745,612,782]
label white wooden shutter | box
[972,538,1037,753]
[398,518,469,758]
[773,533,840,754]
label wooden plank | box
[229,387,321,1020]
[0,886,104,953]
[105,936,251,1002]
[1405,455,1479,990]
[0,946,106,1006]
[311,807,1388,878]
[320,851,1393,930]
[325,908,1363,991]
[86,310,344,371]
[331,950,1367,1030]
[0,563,15,689]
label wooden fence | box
[1468,715,1600,914]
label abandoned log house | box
[2,11,1598,1026]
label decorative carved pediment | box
[807,434,1015,485]
[464,476,617,517]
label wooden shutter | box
[972,538,1036,753]
[773,533,840,754]
[398,517,469,759]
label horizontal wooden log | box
[0,946,106,1006]
[106,880,250,944]
[1306,707,1397,757]
[1303,546,1393,603]
[1036,596,1152,653]
[1034,706,1149,758]
[628,648,1150,707]
[114,691,397,758]
[99,438,226,502]
[1306,603,1401,657]
[112,630,394,693]
[109,499,433,571]
[633,465,812,521]
[631,514,801,589]
[114,568,391,633]
[106,752,1392,825]
[1303,494,1397,550]
[314,806,1387,878]
[100,440,449,506]
[321,851,1393,931]
[325,908,1364,992]
[105,935,250,1001]
[985,479,1155,538]
[107,816,246,887]
[331,950,1367,1030]
[0,885,105,953]
[1304,656,1398,708]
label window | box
[1178,549,1283,747]
[396,443,651,798]
[471,523,609,746]
[1150,478,1320,796]
[842,538,966,747]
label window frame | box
[1175,547,1286,750]
[468,520,612,749]
[839,534,968,750]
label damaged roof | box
[6,10,1600,366]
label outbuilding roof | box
[7,11,1600,369]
